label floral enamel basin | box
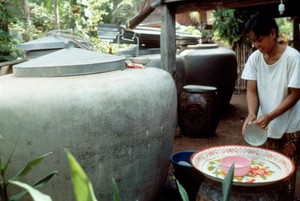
[191,145,295,186]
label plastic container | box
[221,156,251,177]
[171,150,203,201]
[244,122,268,146]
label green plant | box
[222,163,234,201]
[66,150,234,201]
[112,177,121,201]
[66,150,233,201]
[176,179,189,201]
[0,135,57,201]
[66,149,124,201]
[66,149,97,201]
[212,9,251,47]
[174,163,234,201]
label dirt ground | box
[160,91,300,201]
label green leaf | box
[32,171,58,188]
[222,163,234,201]
[112,177,121,201]
[175,179,189,201]
[12,152,52,180]
[3,139,19,174]
[9,171,58,201]
[8,180,52,201]
[66,149,97,201]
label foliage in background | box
[100,0,137,25]
[2,1,295,59]
[276,17,292,42]
[212,8,293,47]
[0,135,57,201]
[0,30,24,61]
[24,3,54,37]
[0,0,25,61]
[5,0,140,54]
[185,11,214,42]
[176,9,249,46]
[212,9,251,47]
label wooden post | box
[160,4,176,77]
[292,16,300,51]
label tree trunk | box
[22,0,32,41]
[0,22,8,32]
[54,0,60,30]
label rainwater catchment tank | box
[0,47,177,200]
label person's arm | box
[256,87,300,129]
[242,80,259,134]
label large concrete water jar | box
[179,44,237,110]
[0,48,177,200]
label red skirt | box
[263,131,300,201]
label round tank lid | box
[186,43,219,49]
[183,85,217,93]
[19,36,69,51]
[13,47,126,77]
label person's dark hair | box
[244,13,279,38]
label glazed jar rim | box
[183,85,217,93]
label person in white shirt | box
[242,13,300,200]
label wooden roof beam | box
[163,0,282,14]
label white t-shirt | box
[242,46,300,139]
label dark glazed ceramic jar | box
[179,44,237,111]
[178,85,218,138]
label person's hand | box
[256,114,272,130]
[242,114,256,135]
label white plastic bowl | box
[244,123,268,146]
[221,155,251,177]
[129,57,150,65]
